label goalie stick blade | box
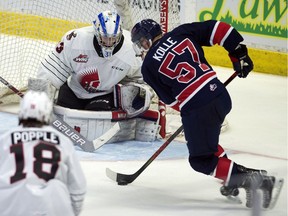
[93,122,120,150]
[106,168,136,185]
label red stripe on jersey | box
[214,157,234,184]
[170,102,180,112]
[177,71,217,109]
[166,100,180,112]
[212,22,231,45]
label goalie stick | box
[0,76,120,152]
[106,71,238,185]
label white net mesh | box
[0,0,180,104]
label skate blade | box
[226,195,243,204]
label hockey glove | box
[115,83,153,118]
[229,44,254,78]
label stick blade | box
[106,168,117,182]
[106,168,135,185]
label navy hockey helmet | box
[131,19,162,48]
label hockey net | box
[0,0,180,105]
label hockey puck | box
[118,181,128,186]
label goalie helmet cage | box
[0,0,180,104]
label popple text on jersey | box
[11,131,60,145]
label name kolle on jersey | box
[11,131,60,145]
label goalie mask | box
[93,11,122,59]
[131,19,162,58]
[19,90,53,124]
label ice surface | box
[0,66,287,216]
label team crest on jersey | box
[210,83,217,91]
[73,54,89,63]
[78,68,101,93]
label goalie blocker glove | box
[229,44,254,78]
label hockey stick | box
[93,122,120,150]
[106,71,238,185]
[0,76,25,97]
[0,76,120,152]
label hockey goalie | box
[33,10,162,144]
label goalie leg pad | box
[59,114,136,143]
[135,110,160,142]
[54,105,119,141]
[54,105,160,143]
[61,115,116,142]
[107,119,136,143]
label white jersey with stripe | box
[38,26,143,99]
[0,125,86,216]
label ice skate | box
[220,185,242,204]
[259,175,284,209]
[236,165,267,176]
[240,172,264,208]
[221,172,263,207]
[259,175,275,208]
[220,185,239,197]
[220,165,267,205]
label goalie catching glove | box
[114,83,154,118]
[229,44,253,78]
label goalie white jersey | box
[0,125,86,216]
[38,26,143,99]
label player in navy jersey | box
[131,19,276,208]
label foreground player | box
[0,91,86,216]
[131,19,276,208]
[37,10,159,142]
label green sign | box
[199,0,287,38]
